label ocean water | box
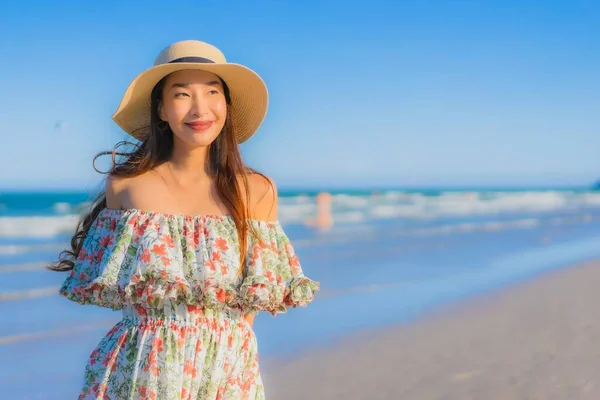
[1,187,600,398]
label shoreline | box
[262,259,600,399]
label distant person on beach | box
[48,40,319,399]
[305,191,334,230]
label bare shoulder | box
[106,168,168,210]
[105,173,128,209]
[240,173,278,221]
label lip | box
[185,121,214,131]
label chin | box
[175,128,222,147]
[183,136,219,147]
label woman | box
[50,40,319,400]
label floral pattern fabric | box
[59,208,319,399]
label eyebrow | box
[170,80,222,89]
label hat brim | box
[111,62,268,143]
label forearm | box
[244,312,256,327]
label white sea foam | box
[333,211,366,223]
[393,217,542,237]
[331,194,371,208]
[0,190,597,238]
[581,193,600,205]
[336,190,596,221]
[0,261,50,272]
[0,243,65,255]
[52,202,71,214]
[0,215,80,238]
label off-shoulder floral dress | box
[59,208,319,400]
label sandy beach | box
[262,260,600,400]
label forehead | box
[165,69,221,87]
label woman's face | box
[159,69,227,148]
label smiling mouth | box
[185,121,214,131]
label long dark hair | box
[49,74,271,272]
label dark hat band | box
[168,56,215,64]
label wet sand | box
[262,260,600,400]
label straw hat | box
[111,40,268,143]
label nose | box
[191,94,209,117]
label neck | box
[168,141,211,182]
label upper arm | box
[245,173,278,221]
[105,174,125,209]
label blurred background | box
[1,0,599,398]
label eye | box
[174,92,189,98]
[209,89,220,95]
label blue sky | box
[1,0,599,190]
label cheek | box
[212,99,227,119]
[163,100,186,121]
